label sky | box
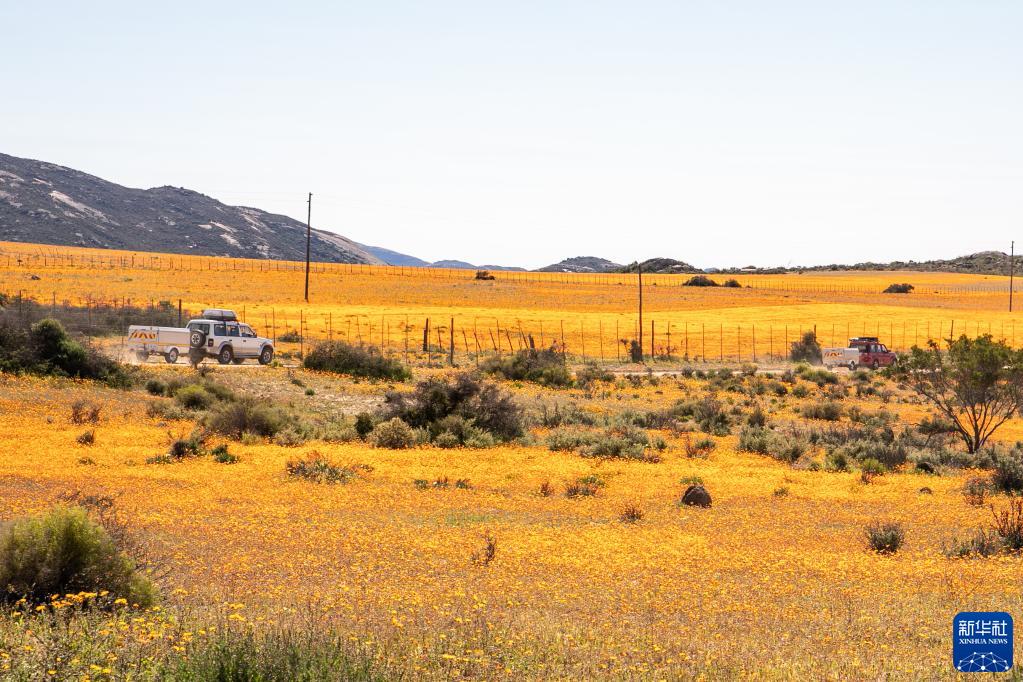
[2,1,1021,270]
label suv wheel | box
[848,361,856,371]
[218,346,234,365]
[165,348,179,364]
[258,346,274,365]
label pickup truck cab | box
[822,337,897,370]
[186,309,275,366]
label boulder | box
[680,484,712,508]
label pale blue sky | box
[3,1,1021,269]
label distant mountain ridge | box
[0,152,382,264]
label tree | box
[893,335,1023,453]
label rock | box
[919,486,933,495]
[680,484,712,508]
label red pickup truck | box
[822,337,898,370]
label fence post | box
[178,299,182,327]
[449,317,455,366]
[423,318,430,352]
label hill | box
[358,243,429,267]
[0,152,382,264]
[538,256,622,273]
[618,258,703,274]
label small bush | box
[790,331,822,364]
[860,457,886,477]
[0,507,156,607]
[303,340,410,381]
[772,485,790,497]
[70,400,102,425]
[565,475,604,498]
[383,373,523,442]
[682,434,716,458]
[537,480,555,497]
[144,378,167,396]
[211,444,238,464]
[286,453,359,484]
[474,269,496,281]
[801,401,843,421]
[622,339,643,363]
[619,504,644,523]
[722,278,742,288]
[354,412,375,439]
[204,399,299,439]
[369,417,417,449]
[944,528,1005,558]
[963,477,989,506]
[683,275,718,287]
[576,362,614,388]
[174,384,215,410]
[76,429,95,446]
[865,521,904,554]
[481,346,571,387]
[992,454,1023,494]
[161,630,379,680]
[992,499,1023,552]
[273,426,308,447]
[882,283,914,294]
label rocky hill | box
[617,258,703,274]
[0,152,382,264]
[538,256,622,273]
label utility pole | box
[637,262,644,361]
[1011,241,1015,313]
[304,192,312,302]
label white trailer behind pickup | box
[127,325,189,364]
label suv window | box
[240,325,256,338]
[214,324,227,336]
[188,322,211,336]
[227,325,240,337]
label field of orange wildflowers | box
[2,241,1023,678]
[0,362,1021,679]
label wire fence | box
[1,246,1015,296]
[3,290,1019,367]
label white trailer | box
[822,346,861,370]
[126,325,189,364]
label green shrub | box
[383,373,522,442]
[683,275,718,287]
[992,454,1023,494]
[204,399,299,439]
[944,528,1005,558]
[303,341,410,381]
[790,331,822,364]
[144,378,167,396]
[883,283,914,294]
[481,346,571,387]
[369,417,417,449]
[865,521,904,554]
[174,384,215,410]
[859,457,886,477]
[286,453,359,484]
[161,629,380,680]
[801,401,843,421]
[576,362,614,388]
[580,425,658,462]
[0,507,156,607]
[722,278,742,288]
[0,318,134,387]
[211,444,238,464]
[354,413,375,439]
[546,427,598,452]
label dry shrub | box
[471,534,497,566]
[865,521,904,554]
[619,504,644,523]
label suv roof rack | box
[202,308,238,322]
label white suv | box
[186,311,274,366]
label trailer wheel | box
[218,346,234,365]
[258,346,274,365]
[165,348,179,364]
